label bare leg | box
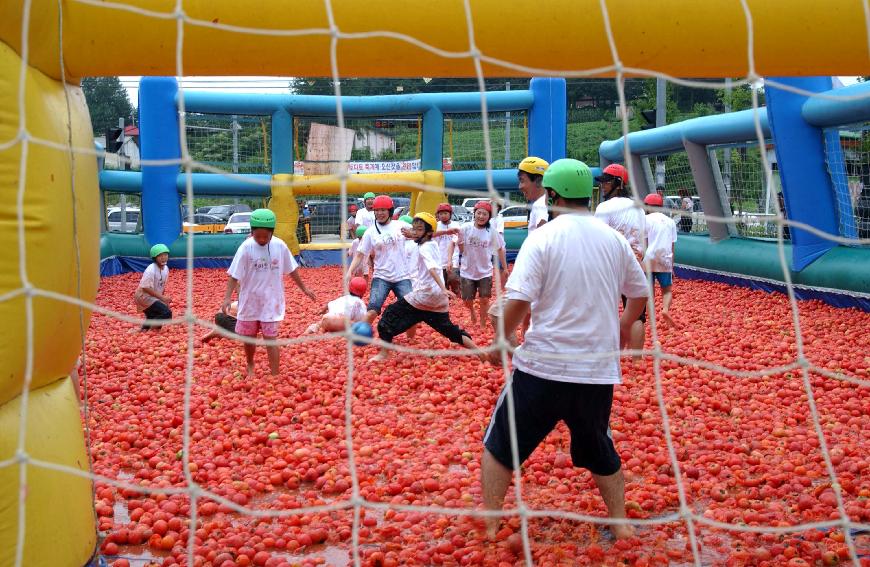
[369,348,390,362]
[479,297,490,330]
[266,344,280,375]
[365,310,378,325]
[407,323,418,340]
[464,299,477,326]
[201,329,218,343]
[481,448,513,539]
[630,320,644,362]
[243,343,256,376]
[661,285,675,327]
[591,469,635,540]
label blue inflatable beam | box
[765,77,841,271]
[139,77,182,247]
[528,78,566,162]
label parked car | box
[451,205,472,224]
[495,204,529,233]
[196,206,216,214]
[461,197,490,210]
[184,213,226,234]
[223,212,252,234]
[307,199,361,236]
[392,206,409,220]
[106,206,141,233]
[208,204,252,222]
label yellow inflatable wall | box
[1,0,867,79]
[270,172,446,255]
[0,39,99,566]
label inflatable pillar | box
[528,78,566,163]
[0,40,98,566]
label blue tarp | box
[675,265,870,312]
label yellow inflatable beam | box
[270,171,446,254]
[2,0,868,80]
[0,40,98,567]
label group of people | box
[133,155,680,541]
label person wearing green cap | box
[221,208,317,376]
[134,243,173,331]
[480,159,647,542]
[354,191,377,231]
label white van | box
[106,207,141,233]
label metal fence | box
[643,151,708,234]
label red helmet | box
[349,276,367,297]
[596,163,629,185]
[349,204,358,213]
[436,203,453,214]
[372,195,394,210]
[473,201,493,215]
[643,193,663,207]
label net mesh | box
[3,1,869,566]
[825,123,870,244]
[443,112,527,171]
[709,142,781,239]
[185,113,270,174]
[645,151,709,234]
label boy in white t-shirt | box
[221,209,317,376]
[457,201,507,329]
[643,193,679,327]
[372,212,483,362]
[434,203,461,295]
[354,192,376,231]
[305,277,368,334]
[517,156,550,232]
[594,163,646,359]
[134,243,173,331]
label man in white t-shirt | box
[346,195,413,324]
[221,209,317,376]
[481,159,647,542]
[594,163,646,359]
[354,192,377,231]
[517,156,550,232]
[434,203,461,294]
[643,193,679,327]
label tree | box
[289,77,528,96]
[81,77,135,135]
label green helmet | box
[542,159,594,199]
[150,243,170,258]
[249,208,276,229]
[355,225,367,238]
[363,192,376,200]
[399,215,414,224]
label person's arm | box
[487,298,530,364]
[446,241,456,273]
[346,251,365,281]
[290,268,317,300]
[428,267,454,298]
[221,277,239,313]
[140,286,172,305]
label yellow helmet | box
[518,156,550,176]
[413,212,438,232]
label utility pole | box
[504,81,511,169]
[655,78,667,187]
[723,78,732,198]
[119,117,127,233]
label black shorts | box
[142,301,172,330]
[483,369,621,476]
[621,295,646,323]
[215,312,238,333]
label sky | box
[120,75,862,107]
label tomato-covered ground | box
[84,267,869,567]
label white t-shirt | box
[135,263,169,311]
[326,295,367,322]
[528,194,548,232]
[595,196,646,259]
[405,239,420,287]
[227,236,298,322]
[645,212,678,273]
[505,213,648,384]
[357,220,412,282]
[435,221,460,268]
[405,240,450,312]
[354,208,375,230]
[457,223,505,281]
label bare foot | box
[484,517,500,540]
[201,331,216,343]
[610,523,635,540]
[246,363,255,377]
[661,311,678,328]
[369,350,389,363]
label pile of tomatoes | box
[84,268,869,566]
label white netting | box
[3,0,869,566]
[443,112,528,171]
[825,123,870,243]
[185,113,270,175]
